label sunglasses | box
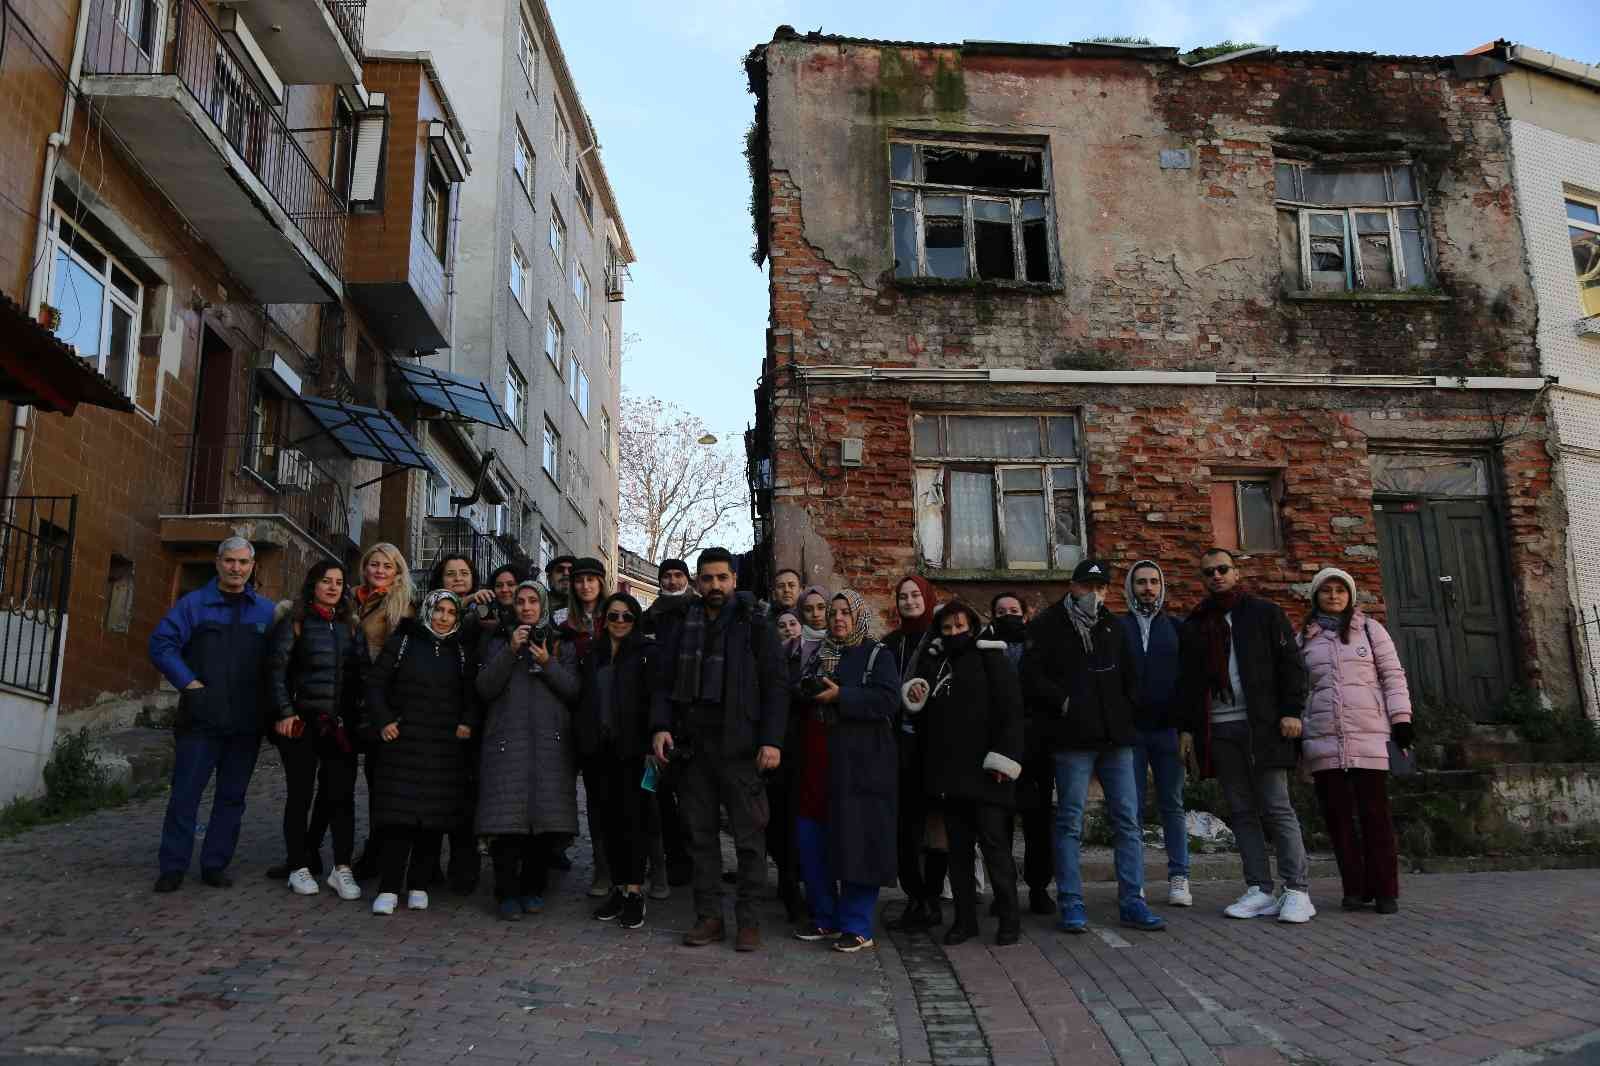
[605,611,635,623]
[1201,565,1233,578]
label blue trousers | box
[1053,747,1144,908]
[158,732,261,876]
[1132,728,1190,879]
[795,816,880,938]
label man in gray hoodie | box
[1117,561,1192,907]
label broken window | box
[889,140,1054,283]
[1567,195,1600,318]
[1370,453,1489,496]
[1276,161,1431,292]
[912,413,1084,571]
[1210,475,1282,553]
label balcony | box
[605,262,629,302]
[82,0,345,302]
[415,517,521,587]
[161,434,350,559]
[225,0,363,85]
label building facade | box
[1491,44,1600,708]
[0,0,475,799]
[366,0,632,584]
[745,30,1576,720]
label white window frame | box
[421,164,448,260]
[509,241,530,315]
[46,209,142,399]
[513,122,534,199]
[544,307,563,368]
[554,109,571,169]
[549,204,566,265]
[566,357,589,422]
[539,528,557,571]
[601,319,613,372]
[574,262,591,318]
[1566,193,1600,319]
[516,16,538,88]
[600,408,613,465]
[542,419,561,483]
[576,168,593,224]
[1276,161,1429,292]
[114,0,163,57]
[911,412,1086,573]
[888,138,1056,283]
[505,358,527,437]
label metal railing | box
[174,434,349,555]
[415,517,521,587]
[0,497,77,699]
[323,0,365,60]
[83,0,347,276]
[604,262,628,302]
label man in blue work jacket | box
[149,535,276,892]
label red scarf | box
[310,602,334,621]
[1190,588,1243,704]
[894,574,938,636]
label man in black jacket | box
[651,548,787,952]
[1021,560,1165,934]
[1178,548,1315,924]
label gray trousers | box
[675,735,770,928]
[1211,721,1309,892]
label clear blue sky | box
[550,0,1599,436]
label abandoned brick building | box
[744,30,1578,720]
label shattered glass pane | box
[975,219,1016,281]
[1371,453,1489,496]
[1050,469,1082,569]
[891,143,915,182]
[1390,165,1417,201]
[922,145,1043,190]
[947,416,1040,457]
[1003,490,1048,567]
[1047,417,1077,458]
[1022,220,1050,281]
[893,208,917,279]
[1274,163,1300,199]
[1356,212,1394,289]
[1302,166,1389,205]
[948,470,996,569]
[923,215,968,279]
[1567,199,1599,226]
[1238,482,1279,551]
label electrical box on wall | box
[840,438,863,467]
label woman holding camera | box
[265,559,363,901]
[791,590,900,953]
[476,580,581,919]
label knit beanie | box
[1308,567,1357,603]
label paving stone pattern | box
[2,759,1599,1065]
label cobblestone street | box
[1,762,1598,1066]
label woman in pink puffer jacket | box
[1297,567,1413,916]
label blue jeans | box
[1132,728,1190,879]
[158,733,261,876]
[795,816,880,938]
[1053,748,1144,908]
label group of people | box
[146,534,1414,955]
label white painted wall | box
[0,616,68,804]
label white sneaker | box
[1276,889,1316,924]
[407,890,429,911]
[287,867,319,895]
[371,892,398,916]
[326,866,361,901]
[1168,876,1193,907]
[1224,885,1281,919]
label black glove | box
[1392,721,1415,751]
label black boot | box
[1029,886,1055,915]
[922,896,944,930]
[943,906,979,945]
[888,898,928,931]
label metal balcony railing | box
[174,434,349,555]
[0,497,76,699]
[324,0,365,60]
[605,262,628,302]
[416,517,522,587]
[84,0,347,277]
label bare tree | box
[618,390,751,562]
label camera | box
[798,676,830,700]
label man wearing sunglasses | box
[1179,548,1314,924]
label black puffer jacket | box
[907,638,1025,807]
[364,618,482,829]
[265,605,360,728]
[577,632,653,760]
[1021,601,1137,751]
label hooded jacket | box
[1118,560,1184,732]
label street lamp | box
[697,432,718,445]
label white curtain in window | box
[948,470,995,569]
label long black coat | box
[1178,592,1309,773]
[1020,601,1138,751]
[265,606,360,728]
[576,632,653,760]
[912,640,1025,807]
[796,641,901,887]
[364,619,481,830]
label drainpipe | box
[8,0,93,500]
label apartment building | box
[0,0,475,799]
[744,30,1578,719]
[367,0,633,583]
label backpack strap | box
[864,643,883,686]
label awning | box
[390,359,512,431]
[297,397,437,479]
[0,293,135,415]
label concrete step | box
[89,727,174,790]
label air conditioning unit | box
[276,448,314,492]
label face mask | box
[992,615,1025,641]
[941,632,975,658]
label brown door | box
[188,327,235,512]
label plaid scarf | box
[1191,588,1243,705]
[815,590,872,680]
[671,599,730,704]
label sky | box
[550,0,1598,440]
